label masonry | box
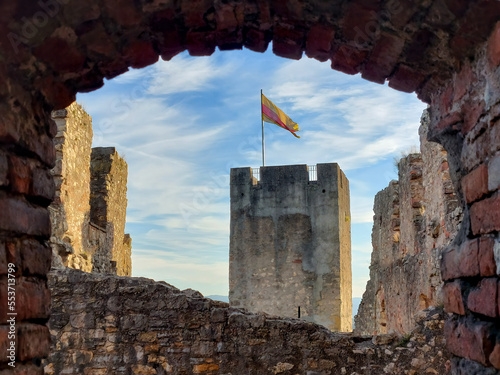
[355,110,463,335]
[50,103,131,276]
[229,164,351,332]
[0,0,499,373]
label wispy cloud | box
[78,49,427,298]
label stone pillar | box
[49,103,93,271]
[90,147,131,276]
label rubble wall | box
[44,268,450,375]
[355,111,462,335]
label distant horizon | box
[78,47,427,298]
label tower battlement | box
[229,163,352,331]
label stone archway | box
[0,0,499,373]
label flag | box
[261,93,300,138]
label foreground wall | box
[44,268,450,375]
[355,111,462,335]
[229,164,351,332]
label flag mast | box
[261,89,265,166]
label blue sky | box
[77,48,427,298]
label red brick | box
[0,243,6,276]
[462,100,486,135]
[103,0,141,26]
[0,325,9,355]
[33,38,85,73]
[470,194,500,235]
[442,280,465,315]
[405,29,435,63]
[305,24,335,62]
[16,279,51,322]
[181,0,212,28]
[488,21,500,68]
[36,76,75,110]
[158,29,186,61]
[243,29,269,53]
[215,3,241,31]
[342,2,380,42]
[186,31,216,56]
[454,62,475,102]
[272,26,304,60]
[388,64,427,93]
[361,32,405,84]
[435,111,463,133]
[490,338,500,369]
[8,156,31,195]
[441,247,459,281]
[478,237,497,276]
[0,152,7,187]
[445,318,494,366]
[0,364,43,375]
[462,163,489,204]
[0,193,50,237]
[20,240,51,277]
[441,239,481,280]
[17,323,50,361]
[468,278,498,318]
[123,40,159,69]
[30,167,54,203]
[331,45,368,75]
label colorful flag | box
[261,93,300,138]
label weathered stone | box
[229,164,351,332]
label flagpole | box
[261,89,265,167]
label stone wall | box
[229,164,351,332]
[49,108,132,277]
[50,103,93,272]
[0,0,499,372]
[355,111,462,335]
[44,268,451,375]
[90,147,131,276]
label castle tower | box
[229,163,352,331]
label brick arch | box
[0,0,499,373]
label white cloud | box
[148,55,235,96]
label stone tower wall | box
[90,147,131,276]
[49,106,132,276]
[229,163,352,331]
[50,103,94,272]
[355,111,462,335]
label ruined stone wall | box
[49,108,132,277]
[355,111,462,335]
[44,268,450,375]
[90,147,131,276]
[50,103,93,272]
[229,163,351,332]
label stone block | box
[342,2,379,42]
[470,194,500,235]
[123,40,159,69]
[479,237,497,276]
[361,32,405,84]
[186,31,216,56]
[272,26,304,60]
[305,24,335,62]
[331,45,368,75]
[488,153,500,192]
[388,64,426,93]
[0,193,51,237]
[489,336,500,369]
[468,278,498,318]
[243,28,269,53]
[488,21,500,68]
[445,318,494,366]
[20,239,52,277]
[462,163,489,204]
[462,99,485,135]
[33,37,85,73]
[441,239,479,280]
[442,280,465,315]
[17,324,50,361]
[31,167,55,203]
